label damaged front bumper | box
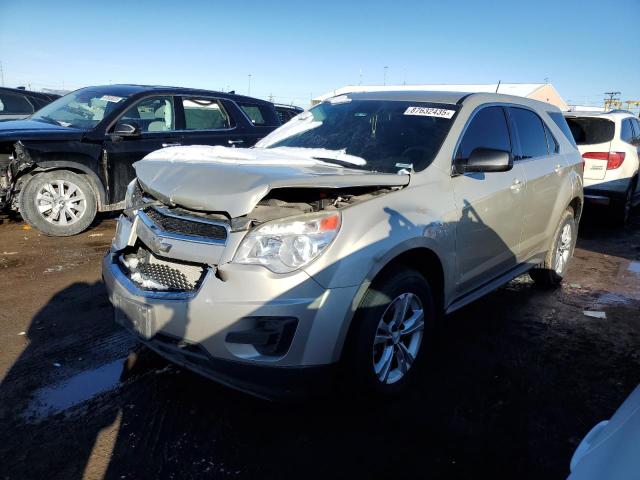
[102,212,357,398]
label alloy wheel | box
[34,180,87,226]
[554,223,573,274]
[372,292,425,384]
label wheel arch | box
[21,161,106,210]
[335,245,445,362]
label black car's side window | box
[509,107,548,160]
[182,97,233,130]
[456,106,511,160]
[120,96,176,133]
[0,93,34,115]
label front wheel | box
[529,209,576,287]
[345,267,435,396]
[19,170,97,236]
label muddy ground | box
[0,208,639,480]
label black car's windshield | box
[31,88,131,129]
[257,98,458,173]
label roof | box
[313,83,551,103]
[564,110,636,119]
[0,86,60,101]
[343,90,471,104]
[64,85,273,104]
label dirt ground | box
[0,207,639,480]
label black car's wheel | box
[530,208,576,287]
[611,182,634,227]
[19,170,97,236]
[345,267,435,396]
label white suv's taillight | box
[582,151,625,170]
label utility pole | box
[248,74,252,96]
[604,91,621,111]
[403,66,407,85]
[359,67,362,85]
[383,66,388,85]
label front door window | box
[119,96,176,133]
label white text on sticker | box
[404,107,455,118]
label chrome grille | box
[144,207,228,241]
[118,244,206,293]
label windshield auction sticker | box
[404,106,455,118]
[100,95,124,103]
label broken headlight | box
[233,211,341,273]
[124,179,143,216]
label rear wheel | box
[529,209,576,287]
[610,182,634,227]
[345,267,435,396]
[19,170,97,236]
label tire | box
[345,267,435,396]
[610,182,634,227]
[19,170,97,236]
[529,209,576,287]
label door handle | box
[228,139,244,147]
[162,142,181,148]
[510,178,524,191]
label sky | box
[1,0,638,108]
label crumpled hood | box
[134,145,410,217]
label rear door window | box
[456,106,511,160]
[237,102,279,127]
[182,97,233,130]
[508,107,548,159]
[0,93,34,115]
[564,117,615,145]
[620,119,634,144]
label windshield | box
[31,88,130,129]
[257,99,458,173]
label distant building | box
[312,83,568,110]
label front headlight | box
[124,179,142,214]
[233,211,341,273]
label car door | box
[508,107,565,258]
[178,96,249,148]
[103,95,182,205]
[452,105,526,296]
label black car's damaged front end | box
[0,141,35,211]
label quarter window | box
[120,96,175,133]
[456,106,511,160]
[544,124,559,154]
[509,108,548,159]
[620,119,634,144]
[183,97,232,130]
[238,102,279,127]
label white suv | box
[564,111,640,225]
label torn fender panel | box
[135,146,410,218]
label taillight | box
[582,151,626,170]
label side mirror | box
[113,122,140,137]
[455,147,513,174]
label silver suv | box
[103,91,583,398]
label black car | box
[274,103,304,124]
[0,84,281,236]
[0,87,60,122]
